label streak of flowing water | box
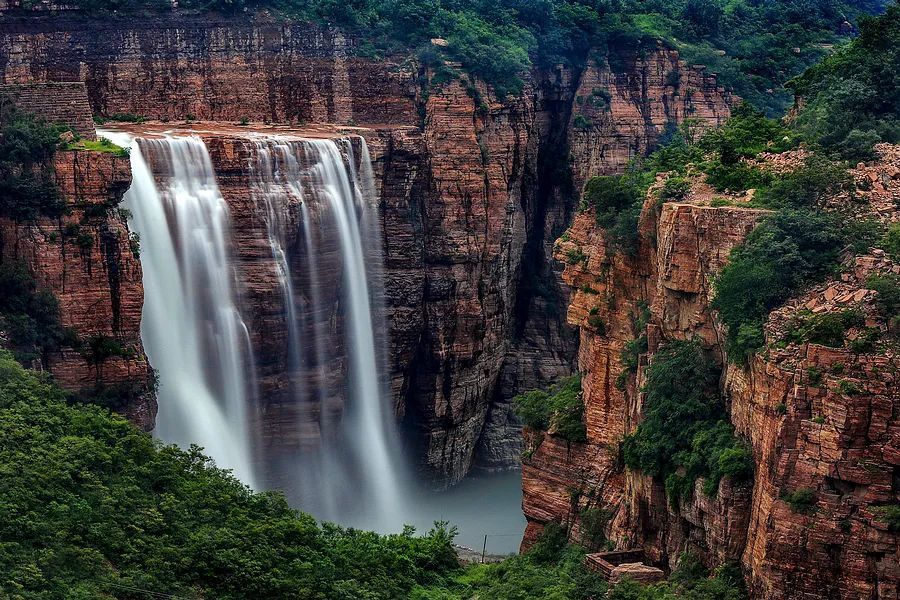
[123,136,258,487]
[248,137,406,529]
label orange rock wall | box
[528,173,899,597]
[0,150,155,428]
[0,16,417,125]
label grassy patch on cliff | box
[622,340,753,501]
[514,374,587,443]
[63,136,129,158]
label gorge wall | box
[523,154,900,598]
[0,147,156,429]
[0,13,732,485]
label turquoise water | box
[405,470,526,555]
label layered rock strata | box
[524,152,900,598]
[0,149,155,428]
[0,13,734,484]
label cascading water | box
[248,137,406,528]
[122,136,258,488]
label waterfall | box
[247,137,406,528]
[111,128,405,530]
[123,136,258,488]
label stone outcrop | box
[0,15,418,125]
[0,149,155,428]
[524,150,900,597]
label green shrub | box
[0,262,72,364]
[882,223,900,260]
[868,273,900,329]
[573,114,593,130]
[702,103,797,163]
[783,309,864,348]
[587,311,606,333]
[783,488,817,514]
[660,176,691,201]
[582,175,643,225]
[0,98,66,222]
[623,340,751,499]
[513,375,586,443]
[578,506,612,549]
[713,209,844,363]
[566,247,587,265]
[754,155,853,209]
[837,379,861,396]
[806,367,823,386]
[872,505,900,532]
[790,5,900,159]
[704,161,773,192]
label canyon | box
[0,12,732,487]
[6,8,895,600]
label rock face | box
[524,191,763,557]
[568,49,732,188]
[0,149,155,428]
[525,153,900,597]
[0,15,417,125]
[0,14,733,485]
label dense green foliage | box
[0,351,461,599]
[782,308,865,347]
[514,374,587,442]
[0,97,65,222]
[712,210,844,362]
[580,172,648,255]
[25,0,886,110]
[413,527,746,600]
[791,3,900,158]
[622,341,752,501]
[782,488,817,514]
[0,262,73,366]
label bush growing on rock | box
[623,340,752,501]
[0,262,72,365]
[713,209,844,363]
[0,97,66,222]
[514,375,587,443]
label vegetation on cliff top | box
[514,374,587,443]
[21,0,886,110]
[790,2,900,158]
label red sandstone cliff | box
[0,15,733,485]
[524,150,900,598]
[0,149,155,428]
